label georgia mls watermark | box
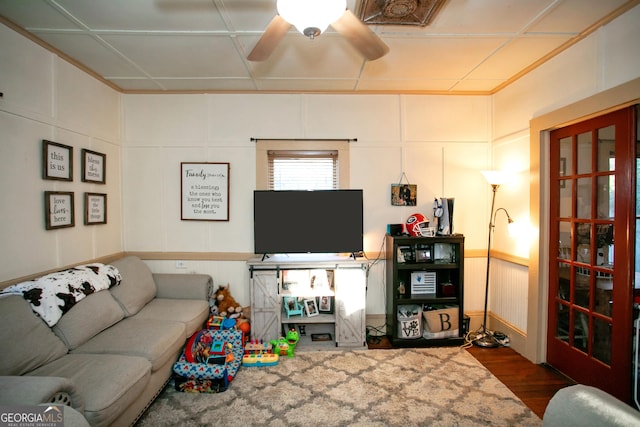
[0,405,64,427]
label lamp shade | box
[277,0,346,36]
[481,170,508,186]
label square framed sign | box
[82,149,106,184]
[84,192,107,225]
[43,140,73,181]
[44,191,75,230]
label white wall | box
[0,24,122,282]
[122,94,493,313]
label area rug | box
[136,347,541,426]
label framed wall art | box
[84,192,107,225]
[391,173,416,206]
[181,162,230,221]
[44,191,74,230]
[82,149,106,184]
[42,140,73,181]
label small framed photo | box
[82,149,106,184]
[43,140,73,181]
[318,295,333,313]
[304,299,319,317]
[391,184,417,206]
[45,191,74,230]
[84,192,107,225]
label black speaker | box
[387,224,404,236]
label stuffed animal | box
[211,285,243,319]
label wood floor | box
[465,345,574,419]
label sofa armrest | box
[0,376,85,412]
[543,384,640,427]
[152,273,212,300]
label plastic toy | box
[242,353,279,367]
[206,315,224,329]
[270,328,299,358]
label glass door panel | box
[548,106,635,403]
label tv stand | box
[248,256,368,349]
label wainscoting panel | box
[490,258,528,332]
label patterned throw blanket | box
[0,263,121,326]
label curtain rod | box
[251,138,357,142]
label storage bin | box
[397,305,422,339]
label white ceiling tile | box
[154,78,258,91]
[246,34,364,79]
[101,34,249,77]
[465,36,571,80]
[0,0,80,29]
[362,37,508,80]
[527,0,629,33]
[33,32,146,77]
[425,0,557,34]
[356,79,459,92]
[55,0,227,31]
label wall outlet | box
[175,260,187,269]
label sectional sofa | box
[0,255,211,426]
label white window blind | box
[268,150,338,190]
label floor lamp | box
[471,170,514,348]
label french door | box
[547,106,636,403]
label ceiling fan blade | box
[248,15,291,61]
[331,10,389,61]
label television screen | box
[254,190,363,255]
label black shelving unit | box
[385,234,465,347]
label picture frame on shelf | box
[81,149,106,184]
[318,295,332,313]
[84,192,107,225]
[283,296,303,318]
[304,299,318,317]
[43,140,73,181]
[44,191,74,230]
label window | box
[268,150,338,190]
[255,140,350,190]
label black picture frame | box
[82,149,106,184]
[180,162,230,221]
[43,140,73,181]
[84,192,107,225]
[45,191,75,230]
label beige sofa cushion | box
[134,298,209,339]
[27,353,150,427]
[53,291,124,350]
[109,256,156,316]
[71,317,185,372]
[0,295,68,375]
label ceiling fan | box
[248,0,389,62]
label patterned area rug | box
[136,347,541,426]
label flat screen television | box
[254,189,363,255]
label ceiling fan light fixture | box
[277,0,346,39]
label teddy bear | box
[210,285,243,319]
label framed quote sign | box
[44,191,75,230]
[81,149,106,184]
[181,162,230,221]
[43,140,73,181]
[84,192,107,225]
